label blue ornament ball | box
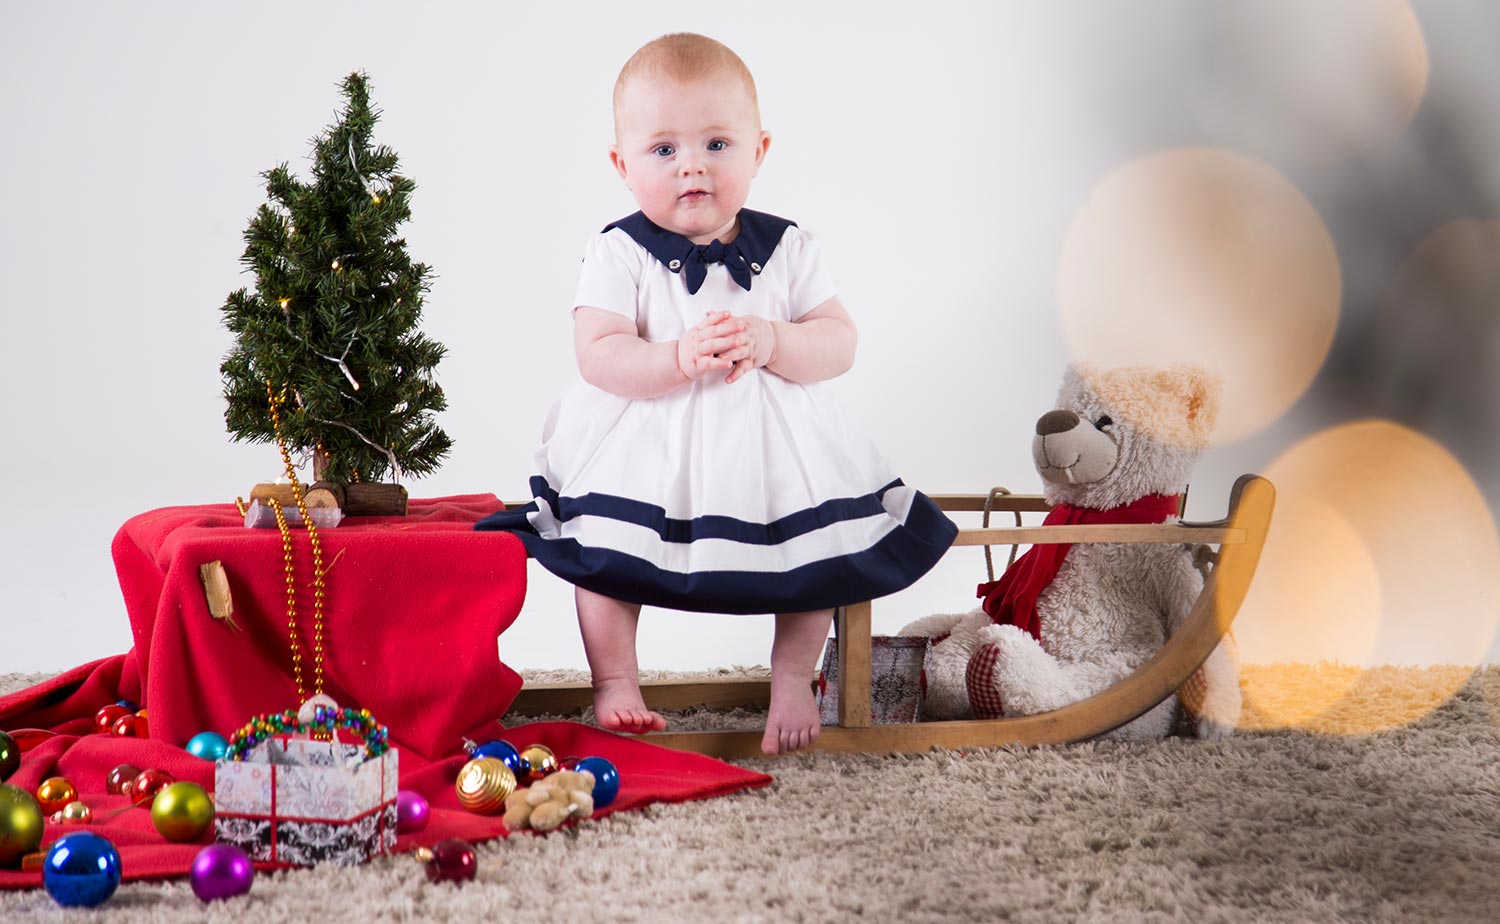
[471,740,526,779]
[115,700,138,712]
[576,756,620,808]
[43,832,122,908]
[186,731,229,761]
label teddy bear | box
[900,363,1241,740]
[502,769,597,832]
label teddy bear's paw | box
[1179,659,1241,740]
[1193,715,1236,741]
[899,610,968,640]
[977,623,1046,662]
[964,641,1006,719]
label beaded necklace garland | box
[264,381,328,703]
[225,704,389,761]
[223,384,391,760]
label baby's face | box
[611,71,770,244]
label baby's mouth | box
[679,190,710,201]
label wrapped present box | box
[214,737,398,867]
[817,635,931,725]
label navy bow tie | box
[683,238,755,295]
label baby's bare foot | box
[761,673,821,755]
[593,677,666,734]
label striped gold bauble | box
[455,757,516,815]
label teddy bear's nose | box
[1036,409,1080,436]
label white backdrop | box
[3,0,1496,676]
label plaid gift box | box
[817,635,931,725]
[213,737,398,867]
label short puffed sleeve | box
[783,227,839,320]
[573,229,643,320]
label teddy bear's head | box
[1032,363,1220,510]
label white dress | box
[477,209,955,614]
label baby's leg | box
[764,608,834,755]
[576,586,665,733]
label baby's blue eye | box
[707,139,727,152]
[653,144,675,157]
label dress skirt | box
[476,368,957,614]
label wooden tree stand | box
[508,474,1275,756]
[249,481,409,516]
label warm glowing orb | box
[1205,0,1429,163]
[1058,148,1341,444]
[1238,420,1500,733]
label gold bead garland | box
[265,380,329,703]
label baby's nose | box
[678,155,706,175]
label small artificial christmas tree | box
[220,72,451,497]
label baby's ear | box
[752,130,772,176]
[609,145,630,186]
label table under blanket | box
[0,494,772,888]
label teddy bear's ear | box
[1175,364,1222,445]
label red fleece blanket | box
[0,496,772,889]
[111,495,527,762]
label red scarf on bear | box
[976,493,1181,639]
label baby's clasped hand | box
[719,314,775,384]
[676,311,777,384]
[676,310,739,380]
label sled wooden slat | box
[836,600,874,728]
[952,524,1243,547]
[929,494,1054,513]
[505,474,1274,756]
[510,676,775,715]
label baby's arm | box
[574,307,746,399]
[722,297,857,385]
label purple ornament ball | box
[396,790,430,834]
[190,843,254,902]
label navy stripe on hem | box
[479,489,958,614]
[476,475,909,547]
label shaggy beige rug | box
[3,665,1499,923]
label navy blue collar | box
[603,209,796,295]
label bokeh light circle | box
[1205,0,1429,164]
[1058,147,1341,444]
[1236,420,1500,734]
[1371,220,1500,437]
[1235,496,1382,730]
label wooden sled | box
[508,474,1275,756]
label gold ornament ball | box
[35,777,77,815]
[455,757,516,815]
[150,781,215,842]
[1,784,44,869]
[518,745,557,782]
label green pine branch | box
[220,72,451,483]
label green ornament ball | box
[0,783,45,869]
[0,731,19,781]
[151,781,215,843]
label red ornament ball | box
[110,715,140,738]
[106,764,142,796]
[130,769,174,807]
[420,839,477,884]
[93,705,131,734]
